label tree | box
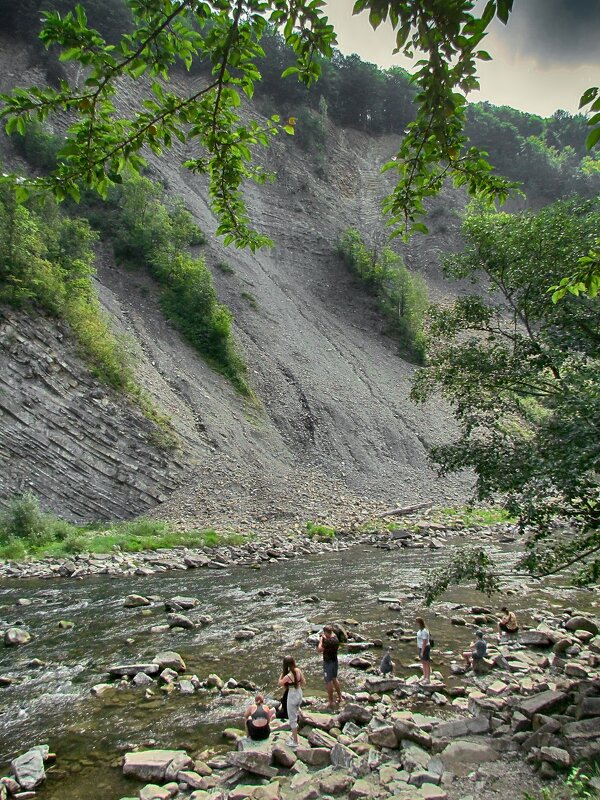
[1,0,599,292]
[412,198,600,590]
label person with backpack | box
[416,617,431,683]
[278,655,305,748]
[318,624,342,709]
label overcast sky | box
[324,0,600,118]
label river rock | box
[539,746,572,768]
[364,676,404,693]
[234,629,256,640]
[301,710,337,729]
[133,672,154,687]
[562,717,600,760]
[439,741,498,775]
[91,683,113,696]
[337,704,372,725]
[11,747,48,790]
[206,674,224,690]
[139,785,172,800]
[122,750,192,782]
[165,597,199,612]
[154,651,186,672]
[517,690,567,719]
[349,777,380,799]
[520,631,553,647]
[307,728,338,749]
[564,616,599,635]
[349,657,372,669]
[225,751,276,778]
[179,679,195,694]
[401,742,431,772]
[4,627,31,646]
[272,743,297,768]
[167,613,195,630]
[330,743,358,768]
[393,720,432,749]
[297,747,330,767]
[124,594,151,608]
[368,722,397,748]
[109,663,160,677]
[320,771,353,796]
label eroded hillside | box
[0,40,472,528]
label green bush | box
[338,229,428,363]
[305,521,336,538]
[0,493,47,544]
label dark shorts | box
[420,645,431,662]
[246,720,270,740]
[323,659,338,683]
[499,623,519,634]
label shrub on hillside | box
[338,229,428,363]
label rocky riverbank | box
[0,514,516,582]
[2,602,599,800]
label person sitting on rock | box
[244,693,275,741]
[497,606,519,637]
[463,630,487,668]
[380,647,395,676]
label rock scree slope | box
[0,48,471,526]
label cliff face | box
[0,309,186,521]
[0,40,473,527]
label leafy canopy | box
[413,198,600,590]
[1,0,599,292]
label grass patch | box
[241,291,259,310]
[305,521,336,539]
[0,494,247,560]
[216,261,234,274]
[431,506,516,527]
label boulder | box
[271,743,297,768]
[368,722,398,749]
[337,704,373,726]
[320,772,353,796]
[225,751,277,778]
[123,594,151,608]
[562,717,600,760]
[139,785,171,800]
[307,728,338,749]
[300,710,337,729]
[349,778,381,799]
[109,663,160,677]
[401,742,431,772]
[520,631,552,648]
[330,743,359,768]
[165,596,198,611]
[393,720,432,749]
[167,614,195,630]
[517,690,568,719]
[4,628,31,647]
[153,651,186,672]
[539,747,572,769]
[564,616,599,636]
[11,748,46,789]
[297,747,330,767]
[363,676,404,693]
[122,750,192,782]
[439,741,498,776]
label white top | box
[416,628,430,649]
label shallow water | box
[0,540,597,799]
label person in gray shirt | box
[463,630,487,668]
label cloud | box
[491,0,600,68]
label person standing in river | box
[278,655,305,748]
[318,624,342,709]
[416,617,431,683]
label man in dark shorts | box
[318,624,342,709]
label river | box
[0,539,596,799]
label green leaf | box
[586,127,600,150]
